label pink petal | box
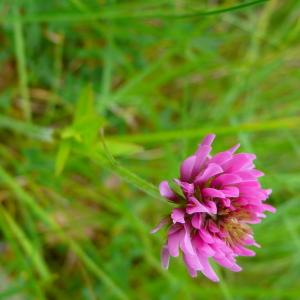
[198,244,215,257]
[218,228,229,238]
[183,254,198,277]
[183,253,201,271]
[235,170,264,181]
[186,197,210,214]
[199,228,214,244]
[191,213,202,229]
[167,228,184,257]
[212,173,242,187]
[159,181,179,202]
[263,189,272,197]
[228,143,240,154]
[221,186,239,198]
[168,223,183,235]
[180,224,195,255]
[239,189,267,201]
[210,151,232,165]
[237,181,261,189]
[195,163,223,184]
[161,246,170,269]
[236,197,249,205]
[208,219,219,233]
[233,245,256,256]
[257,213,266,218]
[213,256,241,272]
[180,155,196,181]
[174,179,194,196]
[250,169,264,177]
[198,256,219,282]
[221,198,231,207]
[211,238,232,254]
[200,134,216,147]
[206,200,217,214]
[243,235,261,248]
[171,208,185,224]
[191,145,212,178]
[222,153,256,172]
[151,217,170,234]
[262,204,276,213]
[202,188,225,198]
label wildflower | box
[152,134,275,281]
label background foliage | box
[1,0,300,299]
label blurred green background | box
[0,0,300,299]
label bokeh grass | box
[1,0,300,299]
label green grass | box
[0,0,300,299]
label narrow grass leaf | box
[3,1,269,23]
[0,115,54,142]
[108,117,300,144]
[0,166,130,300]
[0,207,51,282]
[13,5,31,121]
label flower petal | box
[187,197,210,214]
[159,181,179,202]
[199,228,214,244]
[206,200,217,214]
[233,245,256,256]
[151,217,170,234]
[191,145,212,178]
[180,224,195,255]
[210,151,232,165]
[195,163,223,184]
[262,204,276,213]
[161,245,170,269]
[198,256,219,282]
[200,134,216,147]
[183,254,198,277]
[174,179,194,197]
[167,227,184,257]
[213,256,242,272]
[183,252,201,271]
[202,188,225,198]
[235,170,264,181]
[180,155,197,181]
[191,213,202,229]
[223,153,256,172]
[197,243,215,257]
[228,143,240,154]
[221,198,231,208]
[171,208,185,224]
[208,219,219,233]
[221,186,239,198]
[212,173,242,187]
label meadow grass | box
[0,0,300,299]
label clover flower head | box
[152,134,275,282]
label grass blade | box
[0,115,54,142]
[2,1,269,24]
[0,166,129,300]
[108,117,300,144]
[13,5,31,121]
[0,207,51,281]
